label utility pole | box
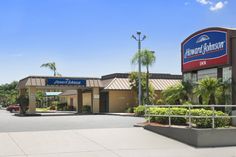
[132,31,146,105]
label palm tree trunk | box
[146,65,149,104]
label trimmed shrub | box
[148,107,187,125]
[66,105,76,111]
[190,109,230,128]
[49,104,56,110]
[82,105,91,113]
[134,105,146,116]
[126,107,134,113]
[57,103,67,111]
[147,107,230,128]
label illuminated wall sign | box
[47,78,86,86]
[182,30,228,72]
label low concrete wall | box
[232,110,236,126]
[144,125,236,147]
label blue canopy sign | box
[47,78,86,86]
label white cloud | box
[196,0,212,5]
[196,0,228,11]
[210,1,225,11]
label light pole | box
[132,31,146,105]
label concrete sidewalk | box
[1,128,236,157]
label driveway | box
[1,127,236,157]
[1,110,236,157]
[0,110,144,132]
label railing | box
[144,105,236,128]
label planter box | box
[144,125,236,147]
[232,110,236,126]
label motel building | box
[182,27,236,106]
[17,73,181,114]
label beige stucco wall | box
[92,88,100,113]
[65,95,78,111]
[108,90,136,113]
[82,93,91,106]
[60,92,92,111]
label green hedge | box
[57,103,67,111]
[149,107,187,125]
[190,109,230,128]
[134,106,146,116]
[82,105,91,113]
[134,106,231,128]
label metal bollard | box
[188,105,192,128]
[168,105,171,127]
[212,106,215,129]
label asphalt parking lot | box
[0,110,144,132]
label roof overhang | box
[17,76,103,89]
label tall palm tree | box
[40,62,58,76]
[131,49,156,104]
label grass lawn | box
[36,107,50,112]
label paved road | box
[0,110,144,132]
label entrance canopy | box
[17,76,103,90]
[17,76,103,114]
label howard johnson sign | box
[182,30,228,72]
[47,78,86,86]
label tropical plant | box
[131,49,156,104]
[36,91,45,107]
[216,79,232,105]
[193,77,221,105]
[129,72,156,104]
[16,95,29,115]
[40,62,60,76]
[181,81,194,102]
[162,83,188,105]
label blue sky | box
[0,0,235,84]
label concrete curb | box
[144,125,236,147]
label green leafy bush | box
[190,109,230,128]
[156,99,164,105]
[16,95,29,115]
[134,105,146,116]
[147,107,230,128]
[126,107,134,113]
[66,105,76,111]
[57,103,67,111]
[148,107,187,125]
[49,104,56,110]
[82,105,91,113]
